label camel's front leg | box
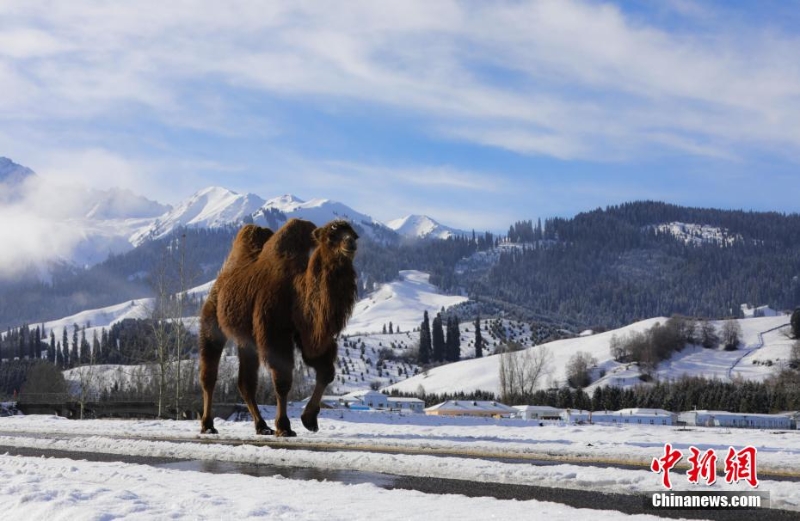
[301,341,337,432]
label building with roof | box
[678,410,796,430]
[561,408,677,426]
[425,400,517,418]
[513,405,563,421]
[303,390,424,413]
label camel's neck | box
[303,250,357,347]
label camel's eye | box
[331,224,338,231]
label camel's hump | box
[263,218,317,257]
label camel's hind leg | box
[237,344,274,435]
[199,296,226,434]
[267,346,296,437]
[301,340,337,433]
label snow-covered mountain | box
[131,186,266,245]
[254,194,394,241]
[0,157,465,275]
[386,215,466,240]
[0,157,35,185]
[85,188,170,220]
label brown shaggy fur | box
[199,218,359,436]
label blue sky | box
[2,0,800,232]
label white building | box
[561,408,677,426]
[343,390,390,410]
[740,303,780,318]
[386,396,425,413]
[425,400,517,418]
[678,410,796,430]
[304,390,424,413]
[513,405,563,421]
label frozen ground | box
[1,409,798,519]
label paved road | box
[1,444,798,520]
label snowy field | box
[1,409,799,519]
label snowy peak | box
[131,186,265,244]
[386,214,464,240]
[255,194,392,240]
[85,188,171,220]
[0,157,35,185]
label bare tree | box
[720,319,742,351]
[566,351,598,389]
[74,339,99,419]
[498,345,552,404]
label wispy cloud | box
[4,1,800,162]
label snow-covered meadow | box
[1,409,799,519]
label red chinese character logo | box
[686,446,717,485]
[651,443,683,489]
[724,446,758,487]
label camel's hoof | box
[301,413,319,432]
[275,429,297,437]
[201,426,218,435]
[256,426,275,435]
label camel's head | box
[313,220,359,260]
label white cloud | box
[2,0,800,184]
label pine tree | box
[792,307,800,339]
[446,316,461,362]
[61,341,69,369]
[71,324,79,368]
[62,327,68,363]
[418,311,431,365]
[92,330,101,363]
[56,342,64,368]
[474,316,484,358]
[48,331,56,364]
[432,313,445,362]
[18,326,25,360]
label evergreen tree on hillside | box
[17,327,25,360]
[70,324,79,368]
[474,316,484,358]
[792,308,800,339]
[418,311,431,365]
[48,331,56,364]
[432,313,445,363]
[446,316,461,362]
[61,341,69,369]
[92,330,101,363]
[80,327,90,365]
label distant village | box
[305,390,800,431]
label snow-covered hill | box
[32,262,795,399]
[386,215,466,240]
[388,315,793,397]
[344,271,467,335]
